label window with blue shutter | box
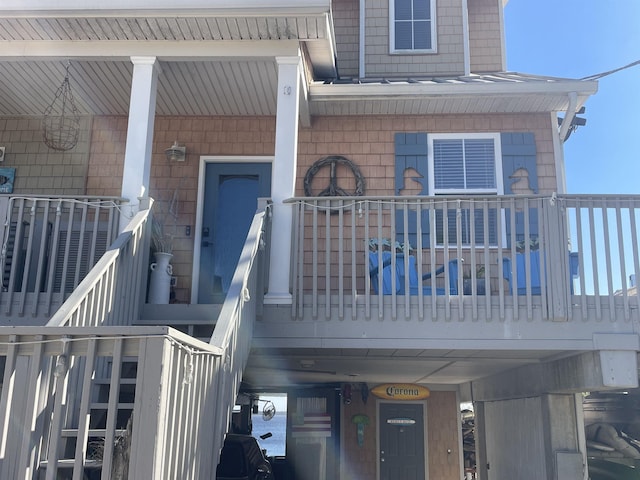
[429,133,502,246]
[395,132,539,248]
[391,0,436,52]
[500,132,539,247]
[395,133,430,246]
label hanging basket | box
[42,63,80,151]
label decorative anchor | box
[351,414,370,447]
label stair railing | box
[208,200,272,465]
[46,199,152,327]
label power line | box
[581,59,640,81]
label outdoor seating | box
[369,251,461,295]
[502,251,579,295]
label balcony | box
[286,194,640,325]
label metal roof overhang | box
[0,0,332,16]
[0,0,337,80]
[309,78,599,116]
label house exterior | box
[0,0,638,479]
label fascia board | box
[0,0,331,17]
[0,39,302,60]
[309,79,598,101]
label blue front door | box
[198,162,271,304]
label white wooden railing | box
[287,194,640,323]
[0,195,123,321]
[0,203,271,478]
[47,199,152,327]
[208,202,271,461]
[0,327,224,479]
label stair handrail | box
[208,200,271,463]
[47,199,153,327]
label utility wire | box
[581,59,640,81]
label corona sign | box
[371,383,430,401]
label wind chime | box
[42,62,80,151]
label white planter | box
[148,252,173,304]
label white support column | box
[120,56,160,232]
[265,54,301,304]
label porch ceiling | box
[0,59,282,117]
[0,59,598,118]
[0,6,597,118]
[242,347,574,387]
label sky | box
[504,0,640,194]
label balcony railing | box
[0,327,225,479]
[47,199,152,327]
[0,203,271,478]
[0,195,124,321]
[287,194,640,323]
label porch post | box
[265,54,301,304]
[119,56,160,232]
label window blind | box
[434,138,496,191]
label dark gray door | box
[379,402,426,480]
[198,162,271,304]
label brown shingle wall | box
[87,115,276,302]
[365,0,465,77]
[85,112,554,301]
[427,391,461,479]
[298,113,557,196]
[0,116,91,195]
[333,0,361,78]
[468,0,504,72]
[341,388,461,479]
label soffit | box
[0,60,598,118]
[0,59,280,116]
[0,8,337,79]
[0,13,330,42]
[242,347,572,387]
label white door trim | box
[190,155,274,304]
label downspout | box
[462,0,471,76]
[554,91,578,194]
[498,0,507,71]
[359,0,366,79]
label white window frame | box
[427,133,505,247]
[427,133,503,195]
[389,0,437,54]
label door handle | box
[202,241,211,247]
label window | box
[429,134,501,194]
[390,0,436,53]
[429,133,503,246]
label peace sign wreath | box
[303,155,366,197]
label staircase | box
[0,201,271,479]
[39,358,138,479]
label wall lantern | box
[165,141,186,162]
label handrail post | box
[545,196,570,320]
[129,335,171,478]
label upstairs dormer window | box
[390,0,437,53]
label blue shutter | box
[501,133,538,246]
[395,133,429,246]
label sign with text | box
[371,383,430,401]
